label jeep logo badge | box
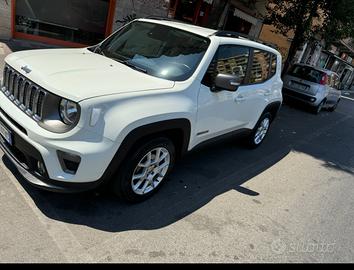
[21,65,32,74]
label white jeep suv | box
[0,18,283,202]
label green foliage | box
[321,0,354,45]
[264,0,354,69]
[265,0,354,42]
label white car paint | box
[0,19,283,186]
[5,49,175,102]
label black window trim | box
[270,53,277,76]
[201,45,278,89]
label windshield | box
[98,21,210,81]
[290,65,325,84]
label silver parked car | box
[283,64,341,114]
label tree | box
[264,0,354,74]
[321,0,354,47]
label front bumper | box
[0,116,101,193]
[0,89,118,192]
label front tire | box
[246,112,272,149]
[112,137,176,203]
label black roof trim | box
[144,16,193,25]
[214,30,278,50]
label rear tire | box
[112,137,176,203]
[312,100,325,115]
[328,99,340,112]
[246,112,272,149]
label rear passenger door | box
[240,49,278,127]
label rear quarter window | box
[249,50,271,84]
[248,50,277,84]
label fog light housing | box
[57,150,81,175]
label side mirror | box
[213,73,241,92]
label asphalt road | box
[0,41,354,263]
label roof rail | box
[214,30,278,50]
[144,16,192,25]
[214,31,249,39]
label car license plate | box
[0,121,12,145]
[293,83,308,91]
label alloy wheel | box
[254,117,270,145]
[131,147,171,195]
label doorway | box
[224,9,252,34]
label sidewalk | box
[0,41,12,76]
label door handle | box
[230,81,241,87]
[234,95,246,103]
[264,90,272,96]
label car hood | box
[5,48,175,102]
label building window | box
[174,0,199,23]
[168,0,212,26]
[14,0,115,46]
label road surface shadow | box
[2,101,354,232]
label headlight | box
[60,99,79,125]
[38,96,81,133]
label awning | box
[233,8,259,25]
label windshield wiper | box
[94,45,106,56]
[113,58,148,74]
[88,44,106,56]
[91,47,147,74]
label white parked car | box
[283,64,341,114]
[0,18,283,202]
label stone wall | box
[113,0,170,30]
[0,0,12,39]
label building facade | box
[0,0,12,40]
[0,0,267,47]
[259,24,294,64]
[167,0,265,38]
[298,38,354,90]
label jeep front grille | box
[1,64,47,121]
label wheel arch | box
[261,101,282,122]
[97,118,192,187]
[120,118,192,158]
